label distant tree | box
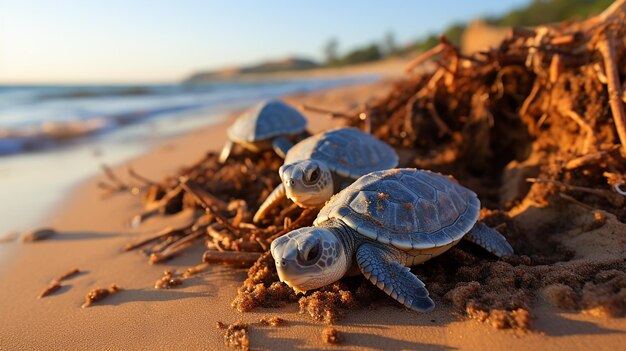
[442,23,466,46]
[383,32,397,56]
[342,44,382,64]
[323,38,339,65]
[414,35,440,52]
[488,0,614,27]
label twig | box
[405,43,444,73]
[207,224,233,242]
[100,164,129,191]
[127,166,157,185]
[55,268,80,282]
[150,236,178,253]
[183,263,209,278]
[559,193,596,211]
[149,241,193,264]
[254,237,268,251]
[549,54,563,84]
[562,109,596,154]
[564,151,607,170]
[124,225,189,251]
[527,177,623,206]
[162,227,208,252]
[267,209,316,242]
[598,0,626,23]
[519,80,541,134]
[300,104,352,119]
[550,34,576,46]
[37,282,61,299]
[597,30,626,156]
[131,186,183,227]
[202,250,262,268]
[179,177,238,233]
[283,217,292,230]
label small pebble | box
[21,228,57,242]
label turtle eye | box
[305,243,319,262]
[299,242,320,265]
[306,167,321,184]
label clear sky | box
[0,0,529,84]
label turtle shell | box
[284,127,398,178]
[228,100,307,143]
[314,169,480,250]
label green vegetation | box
[324,43,383,67]
[325,0,614,66]
[489,0,614,26]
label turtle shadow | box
[534,309,626,337]
[342,332,456,351]
[249,320,317,351]
[249,318,454,351]
[339,304,458,328]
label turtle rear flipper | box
[356,243,435,313]
[272,136,293,159]
[463,222,514,257]
[219,140,234,164]
[253,183,287,223]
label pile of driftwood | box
[101,1,626,331]
[334,1,626,217]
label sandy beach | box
[0,78,624,351]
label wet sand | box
[1,81,625,350]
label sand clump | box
[81,284,121,308]
[217,316,285,350]
[321,327,343,344]
[220,321,250,351]
[231,253,298,312]
[154,270,183,289]
[259,316,285,327]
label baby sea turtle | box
[219,100,307,163]
[252,127,398,222]
[271,168,514,312]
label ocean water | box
[0,77,374,235]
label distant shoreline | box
[184,56,414,83]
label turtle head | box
[280,160,333,207]
[270,226,348,293]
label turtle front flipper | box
[253,184,287,223]
[219,140,235,164]
[356,243,435,313]
[463,222,514,257]
[272,136,294,159]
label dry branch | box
[597,30,626,156]
[202,250,262,267]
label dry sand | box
[1,81,625,350]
